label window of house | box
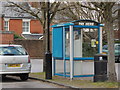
[22,19,31,34]
[4,19,9,31]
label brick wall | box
[14,39,44,59]
[10,19,22,34]
[0,31,14,44]
[30,20,43,34]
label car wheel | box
[118,55,120,62]
[20,74,29,81]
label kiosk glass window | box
[82,28,98,57]
[65,27,99,58]
[65,28,70,57]
[73,28,82,57]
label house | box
[0,1,44,39]
[0,14,43,39]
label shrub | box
[14,34,24,39]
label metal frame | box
[52,20,103,79]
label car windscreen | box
[0,46,28,55]
[102,45,108,50]
[115,45,120,50]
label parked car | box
[102,43,120,56]
[0,44,31,81]
[102,43,120,62]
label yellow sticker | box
[96,41,98,44]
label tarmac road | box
[1,76,66,88]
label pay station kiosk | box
[52,20,103,79]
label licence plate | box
[7,64,21,67]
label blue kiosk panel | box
[52,27,63,58]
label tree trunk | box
[43,21,47,72]
[104,6,117,81]
[118,4,120,39]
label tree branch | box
[7,1,43,25]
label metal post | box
[52,57,55,76]
[81,29,83,57]
[98,27,100,53]
[70,25,74,80]
[100,27,103,53]
[63,27,66,77]
[45,1,52,79]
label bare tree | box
[58,2,119,81]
